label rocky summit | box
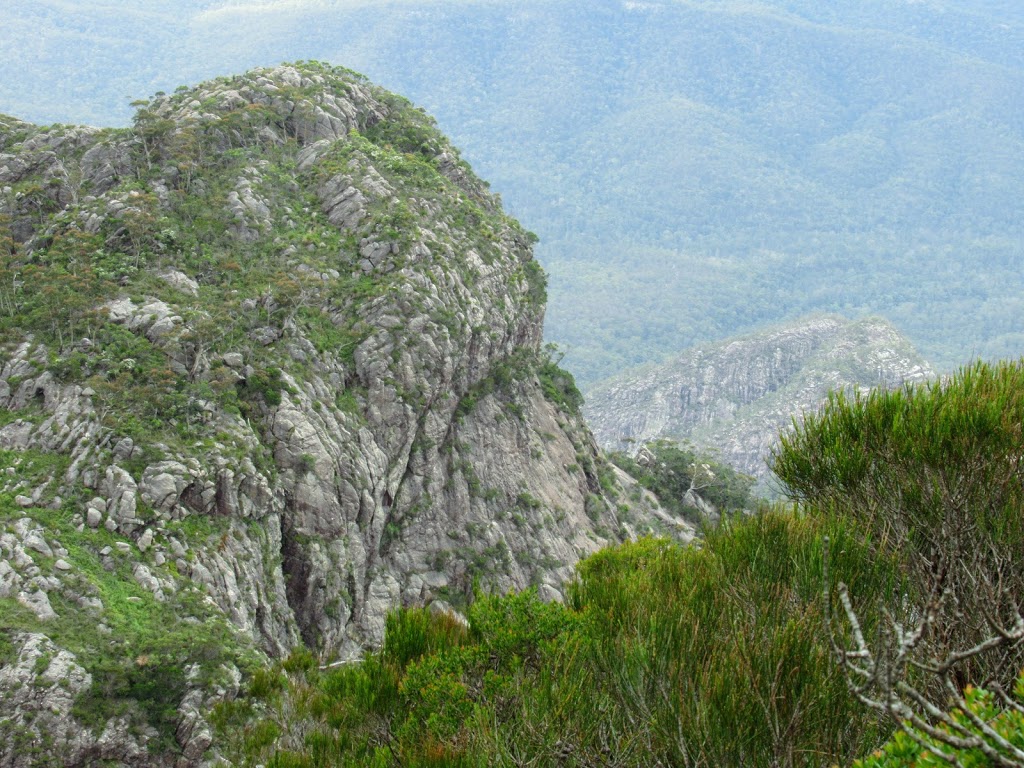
[0,63,676,766]
[585,315,934,484]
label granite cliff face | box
[0,64,674,766]
[585,316,934,484]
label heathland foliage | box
[773,359,1024,766]
[215,359,1024,767]
[215,514,900,767]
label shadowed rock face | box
[0,64,676,766]
[585,315,934,483]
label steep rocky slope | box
[585,315,934,484]
[0,63,674,766]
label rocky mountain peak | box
[0,63,676,765]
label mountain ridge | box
[0,62,678,766]
[584,314,934,483]
[3,1,1023,383]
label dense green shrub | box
[218,510,899,767]
[854,672,1024,768]
[553,514,898,768]
[536,343,584,416]
[771,359,1024,693]
[238,366,291,408]
[610,438,757,517]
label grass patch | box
[0,476,257,753]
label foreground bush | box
[771,359,1024,736]
[216,509,899,767]
[551,514,897,767]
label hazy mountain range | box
[4,0,1023,384]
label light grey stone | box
[137,528,154,553]
[146,315,178,340]
[17,589,56,620]
[249,326,280,346]
[103,465,139,521]
[537,584,564,604]
[156,269,199,296]
[23,531,52,557]
[140,461,189,512]
[0,634,109,766]
[112,438,135,460]
[168,537,188,558]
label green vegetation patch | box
[535,343,583,417]
[855,675,1024,768]
[0,466,257,753]
[610,438,757,519]
[214,508,898,767]
[771,358,1024,690]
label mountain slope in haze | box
[584,316,934,483]
[1,1,1022,383]
[0,63,677,766]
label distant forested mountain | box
[3,0,1023,384]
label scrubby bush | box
[854,672,1024,768]
[771,359,1024,753]
[550,514,897,768]
[610,438,757,516]
[218,510,899,767]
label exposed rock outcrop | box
[0,63,674,766]
[585,315,934,483]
